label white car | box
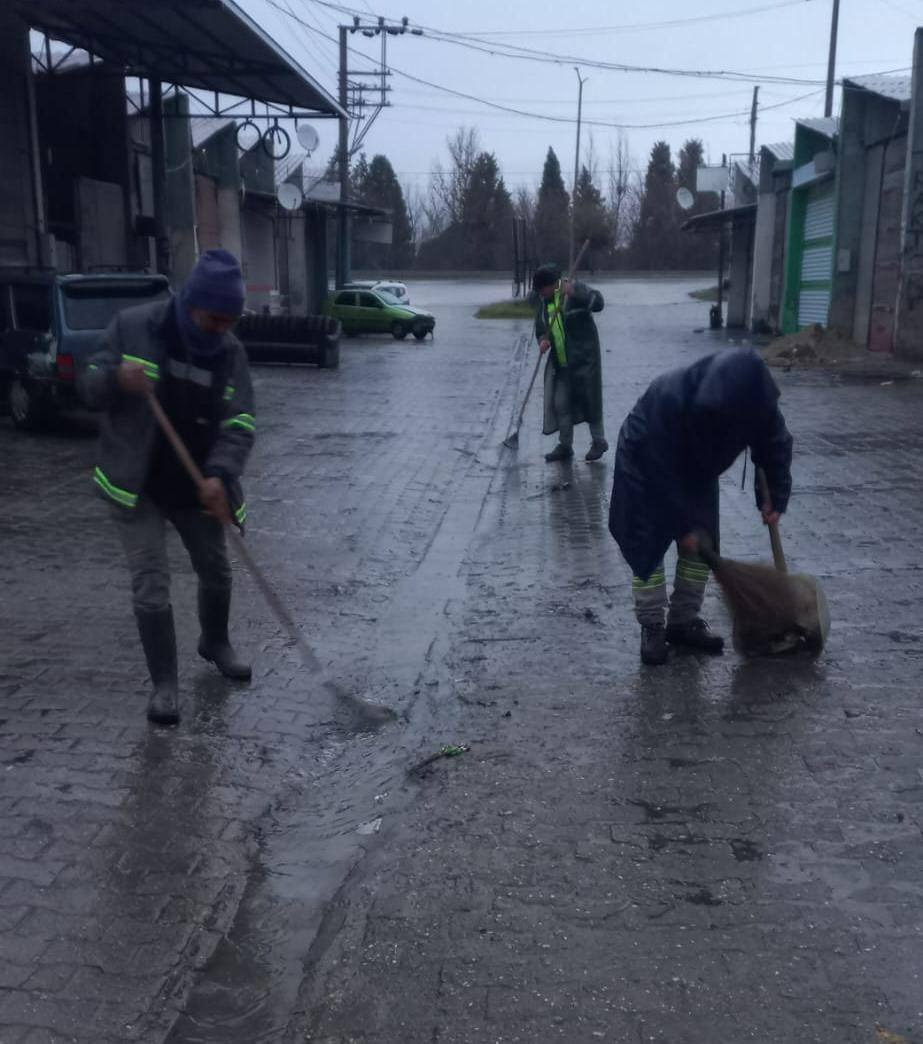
[372,280,409,305]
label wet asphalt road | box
[1,276,922,1043]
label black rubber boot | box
[665,618,725,655]
[544,444,574,463]
[197,587,252,680]
[585,438,609,462]
[640,623,668,666]
[136,608,180,726]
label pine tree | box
[633,141,679,269]
[533,147,570,267]
[676,138,718,269]
[573,165,612,269]
[351,153,414,270]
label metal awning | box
[682,203,757,234]
[14,0,345,117]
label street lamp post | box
[570,67,586,271]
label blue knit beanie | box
[182,249,245,317]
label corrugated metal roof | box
[764,141,794,161]
[795,116,839,138]
[16,0,344,117]
[844,73,912,103]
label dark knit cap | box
[532,264,561,291]
[182,249,245,317]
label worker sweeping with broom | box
[608,347,793,666]
[80,249,254,725]
[532,263,609,463]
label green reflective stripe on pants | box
[235,503,247,524]
[632,570,666,591]
[94,467,138,508]
[223,385,235,401]
[122,354,160,380]
[676,557,710,585]
[223,413,255,432]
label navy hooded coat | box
[608,348,793,581]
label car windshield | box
[375,289,402,305]
[62,281,170,331]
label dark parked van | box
[0,269,171,429]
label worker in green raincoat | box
[533,264,608,463]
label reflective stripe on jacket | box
[80,298,255,524]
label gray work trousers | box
[553,374,605,448]
[111,496,231,613]
[632,550,711,627]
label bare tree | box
[513,184,535,226]
[430,126,481,227]
[403,181,426,246]
[608,131,635,250]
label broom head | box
[706,554,826,657]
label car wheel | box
[412,323,429,341]
[391,321,408,340]
[9,376,49,431]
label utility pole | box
[335,15,422,288]
[336,25,349,288]
[570,67,586,271]
[824,0,840,118]
[749,85,760,165]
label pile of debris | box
[761,324,861,368]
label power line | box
[463,0,820,37]
[297,0,829,85]
[268,0,837,130]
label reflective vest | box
[546,286,567,366]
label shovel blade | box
[502,431,519,450]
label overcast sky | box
[241,0,921,197]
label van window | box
[61,280,170,331]
[12,284,52,332]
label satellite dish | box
[276,182,303,211]
[676,187,695,211]
[296,124,320,154]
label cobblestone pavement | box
[2,277,922,1043]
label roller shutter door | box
[797,184,834,327]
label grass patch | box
[689,286,719,302]
[475,299,536,319]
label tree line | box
[346,127,720,273]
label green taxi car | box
[322,288,435,341]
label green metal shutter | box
[797,184,835,327]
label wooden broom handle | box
[756,467,788,574]
[146,388,208,491]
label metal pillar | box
[336,25,351,288]
[149,79,171,277]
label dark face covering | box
[175,293,226,359]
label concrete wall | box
[241,202,277,313]
[830,86,907,338]
[164,95,197,286]
[750,171,777,331]
[194,123,242,262]
[0,10,42,266]
[895,29,923,359]
[727,217,755,328]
